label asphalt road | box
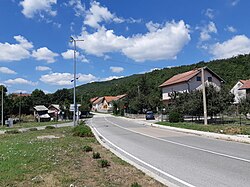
[89,113,250,187]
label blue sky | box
[0,0,250,94]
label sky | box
[1,0,250,94]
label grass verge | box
[157,121,250,135]
[0,126,164,187]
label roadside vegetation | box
[0,125,164,187]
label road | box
[89,113,250,187]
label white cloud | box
[20,0,57,18]
[231,0,240,6]
[146,21,160,32]
[100,76,124,82]
[13,90,27,94]
[35,66,51,71]
[77,20,190,62]
[5,78,37,86]
[61,49,89,62]
[40,72,96,86]
[32,47,58,63]
[0,67,17,74]
[84,1,123,28]
[110,66,124,73]
[0,35,33,62]
[205,8,214,19]
[209,35,250,59]
[226,26,237,33]
[67,0,85,17]
[199,21,217,41]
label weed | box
[131,182,142,187]
[92,152,101,159]
[72,124,93,137]
[5,130,20,134]
[29,128,38,131]
[45,126,56,129]
[83,145,92,152]
[98,159,109,168]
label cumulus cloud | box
[76,20,190,62]
[205,8,214,19]
[0,67,17,74]
[20,0,57,18]
[32,47,58,63]
[100,76,124,81]
[13,90,28,94]
[209,35,250,59]
[66,0,85,17]
[84,1,123,28]
[35,66,51,71]
[199,21,217,42]
[110,66,124,73]
[61,49,89,63]
[40,72,96,86]
[226,26,237,33]
[0,35,33,62]
[5,78,37,86]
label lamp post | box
[70,36,84,126]
[19,92,22,123]
[1,86,3,127]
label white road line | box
[104,116,250,164]
[92,122,195,187]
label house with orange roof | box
[231,80,247,104]
[159,67,224,105]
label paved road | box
[89,113,250,187]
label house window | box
[208,77,212,82]
[196,76,201,81]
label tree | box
[31,89,49,106]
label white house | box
[230,80,247,104]
[159,67,224,105]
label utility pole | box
[70,36,84,126]
[19,92,22,123]
[201,67,208,125]
[1,86,3,127]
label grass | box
[157,121,250,135]
[0,126,164,187]
[0,121,71,130]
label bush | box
[45,126,56,129]
[169,110,184,123]
[131,182,142,187]
[83,145,92,152]
[93,152,101,159]
[98,159,110,168]
[72,124,93,137]
[5,130,20,134]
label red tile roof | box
[90,97,99,103]
[104,96,118,103]
[239,80,250,89]
[240,80,247,84]
[93,97,104,104]
[159,69,201,87]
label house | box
[230,80,247,104]
[92,97,104,112]
[33,105,50,122]
[48,104,61,120]
[159,67,224,105]
[238,80,250,98]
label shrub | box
[29,128,38,131]
[169,110,184,123]
[92,152,101,159]
[131,182,142,187]
[83,145,92,152]
[72,124,93,137]
[45,126,56,129]
[98,159,109,168]
[5,130,20,134]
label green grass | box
[0,126,164,187]
[157,121,250,135]
[0,121,71,130]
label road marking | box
[104,116,250,164]
[91,120,196,187]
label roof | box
[159,67,225,88]
[104,96,118,103]
[34,105,48,111]
[12,93,31,97]
[90,97,99,103]
[116,94,127,100]
[48,104,60,111]
[239,80,250,90]
[93,97,104,104]
[240,80,247,84]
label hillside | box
[76,54,250,99]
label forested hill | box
[76,54,250,99]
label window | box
[196,76,201,81]
[208,77,212,82]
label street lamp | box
[1,85,3,127]
[70,36,84,126]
